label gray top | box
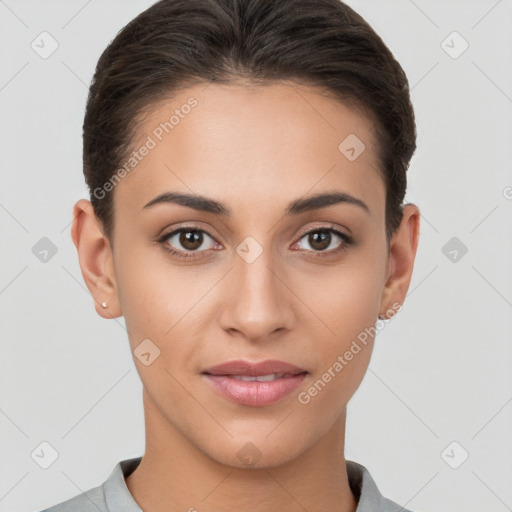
[38,456,414,512]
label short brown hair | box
[83,0,416,246]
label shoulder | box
[36,483,107,512]
[379,495,416,512]
[35,456,142,512]
[347,459,416,512]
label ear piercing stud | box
[101,301,108,308]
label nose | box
[219,242,294,342]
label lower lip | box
[203,373,307,406]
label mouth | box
[223,372,302,382]
[202,359,308,406]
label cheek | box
[301,254,384,342]
[295,248,384,401]
[114,243,171,363]
[297,273,379,418]
[113,244,219,362]
[112,242,175,345]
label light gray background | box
[1,1,511,511]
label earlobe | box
[378,203,420,319]
[70,199,122,319]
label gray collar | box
[102,456,411,512]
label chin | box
[199,428,316,470]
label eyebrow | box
[142,190,370,216]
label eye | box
[293,226,353,256]
[157,226,221,260]
[157,224,353,261]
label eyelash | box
[157,224,353,261]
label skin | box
[71,81,420,512]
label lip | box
[202,359,308,407]
[203,359,307,376]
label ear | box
[70,199,122,319]
[379,203,420,319]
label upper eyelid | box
[160,225,218,243]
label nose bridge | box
[221,234,291,338]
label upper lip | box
[203,359,307,376]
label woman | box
[40,0,420,510]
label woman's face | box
[86,81,413,468]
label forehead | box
[113,80,384,219]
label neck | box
[126,390,358,512]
